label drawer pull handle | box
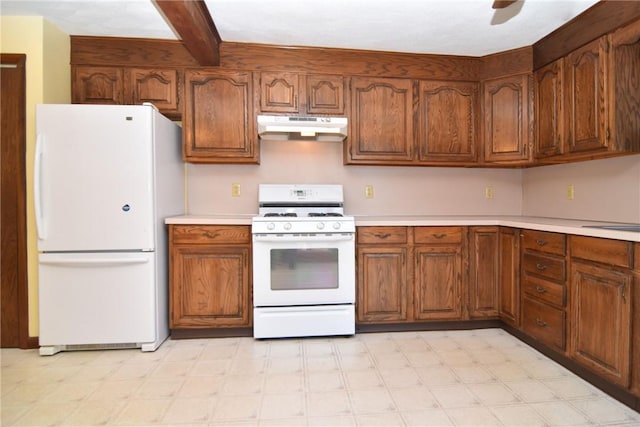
[432,233,446,239]
[376,233,391,239]
[622,283,627,303]
[535,286,547,294]
[204,231,220,239]
[536,263,548,271]
[535,318,547,327]
[536,239,547,246]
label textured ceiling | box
[1,0,599,56]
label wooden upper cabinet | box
[258,72,299,113]
[565,36,609,154]
[306,74,345,115]
[72,66,123,104]
[124,68,181,118]
[534,59,564,159]
[608,17,640,154]
[417,80,479,164]
[483,73,532,164]
[347,77,414,164]
[170,225,252,329]
[257,72,345,115]
[73,66,182,119]
[183,69,258,164]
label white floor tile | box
[2,329,639,427]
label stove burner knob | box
[283,222,292,230]
[317,222,325,230]
[267,223,275,230]
[333,222,342,230]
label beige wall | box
[1,16,70,336]
[187,139,524,216]
[188,141,640,225]
[522,154,640,223]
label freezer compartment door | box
[38,252,158,347]
[35,104,155,252]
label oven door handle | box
[253,233,354,243]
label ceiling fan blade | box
[492,0,517,8]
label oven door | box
[252,232,355,307]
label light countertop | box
[165,215,640,242]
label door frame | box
[1,53,33,348]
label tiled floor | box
[2,328,639,426]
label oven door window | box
[270,248,338,290]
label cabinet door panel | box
[126,68,180,115]
[348,77,414,163]
[414,246,463,320]
[171,246,251,328]
[565,36,608,153]
[72,66,123,104]
[306,74,345,115]
[498,228,519,326]
[184,70,257,163]
[483,74,531,163]
[534,59,564,158]
[469,227,499,318]
[570,261,631,387]
[418,80,478,163]
[357,247,408,322]
[259,72,299,113]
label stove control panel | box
[253,217,355,234]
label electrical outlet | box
[567,184,574,200]
[485,186,494,199]
[365,185,374,199]
[231,183,241,197]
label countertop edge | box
[165,215,640,242]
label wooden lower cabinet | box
[414,244,464,320]
[520,230,567,352]
[468,227,499,319]
[632,243,640,397]
[170,225,252,329]
[498,227,520,326]
[356,226,467,324]
[356,227,409,323]
[568,235,633,388]
[357,246,409,322]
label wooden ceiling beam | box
[153,0,221,66]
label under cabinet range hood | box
[257,115,348,142]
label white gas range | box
[252,184,355,339]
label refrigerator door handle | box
[34,133,46,240]
[39,256,151,268]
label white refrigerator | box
[35,103,183,355]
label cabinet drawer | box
[171,225,251,245]
[414,227,463,244]
[570,235,633,268]
[523,275,565,307]
[521,230,566,256]
[357,227,408,244]
[522,252,565,281]
[522,297,565,351]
